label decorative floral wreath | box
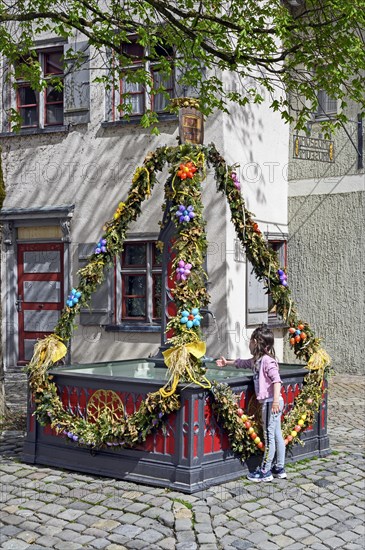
[28,137,331,460]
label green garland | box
[27,141,331,458]
[0,146,6,209]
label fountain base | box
[22,359,330,493]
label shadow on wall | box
[1,120,179,244]
[223,76,270,211]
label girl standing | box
[216,325,286,482]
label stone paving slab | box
[1,375,364,549]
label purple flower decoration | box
[95,238,107,255]
[176,260,192,281]
[175,204,195,223]
[231,171,241,190]
[278,269,288,287]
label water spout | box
[200,308,216,321]
[200,308,220,342]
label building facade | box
[0,37,289,410]
[286,98,364,374]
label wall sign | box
[293,135,334,162]
[179,107,204,144]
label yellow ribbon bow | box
[161,341,211,396]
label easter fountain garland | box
[27,141,331,457]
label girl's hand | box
[216,356,227,367]
[271,401,280,414]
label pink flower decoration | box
[176,260,192,281]
[231,171,241,190]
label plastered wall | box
[286,190,364,373]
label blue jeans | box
[261,397,285,473]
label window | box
[112,41,175,120]
[246,236,287,326]
[44,52,64,125]
[17,86,38,128]
[151,44,174,113]
[2,41,91,134]
[119,42,145,116]
[120,241,162,322]
[268,240,287,321]
[15,50,64,128]
[315,90,337,118]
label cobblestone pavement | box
[1,375,364,550]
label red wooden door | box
[17,243,64,364]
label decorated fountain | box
[22,99,331,493]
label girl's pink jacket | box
[234,354,282,401]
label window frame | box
[113,40,175,120]
[43,50,64,126]
[119,240,162,324]
[16,85,39,128]
[150,45,175,113]
[246,233,288,327]
[315,89,337,120]
[119,70,146,116]
[14,48,64,129]
[267,239,287,324]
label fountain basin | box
[22,359,330,493]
